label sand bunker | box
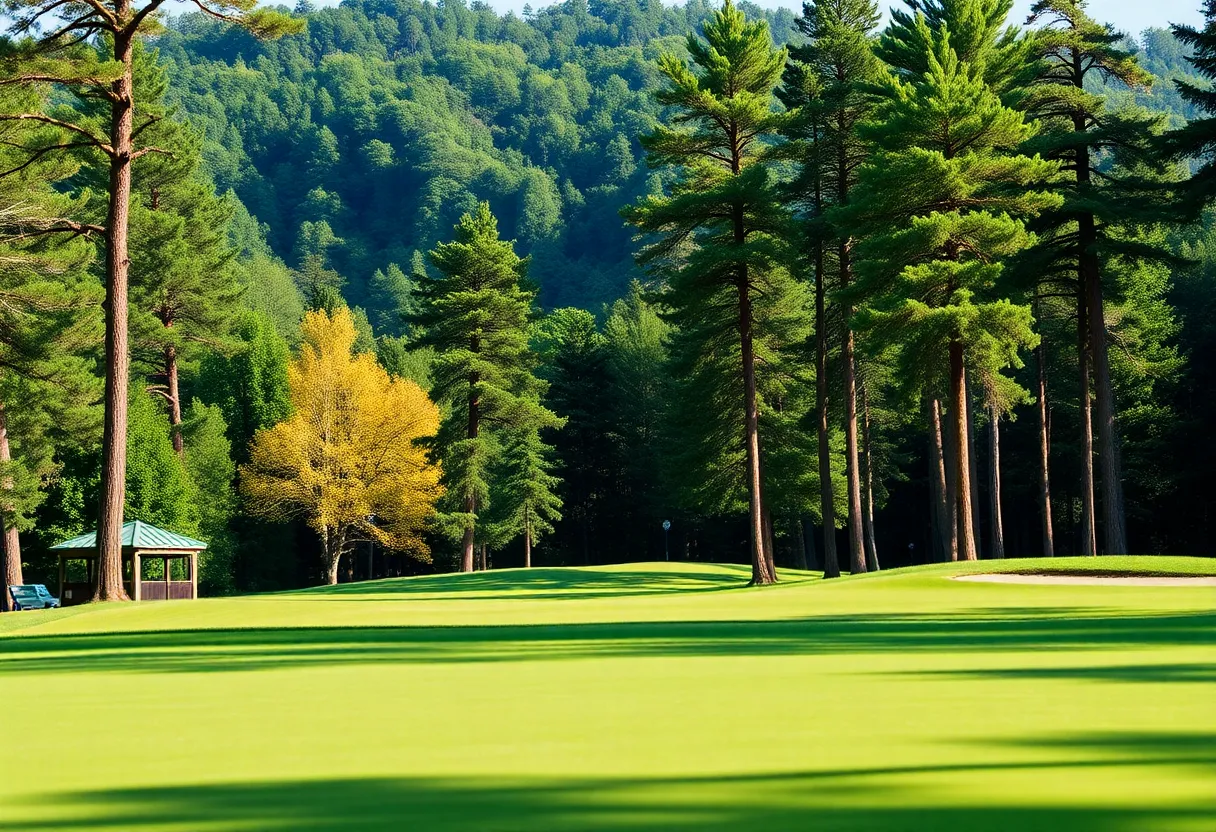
[952,573,1216,587]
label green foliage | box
[125,392,198,535]
[151,0,800,313]
[1166,1,1216,205]
[197,310,292,464]
[415,202,560,545]
[842,27,1058,401]
[627,0,809,522]
[182,401,237,594]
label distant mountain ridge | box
[155,1,1199,326]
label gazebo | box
[50,520,207,605]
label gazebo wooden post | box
[190,552,198,600]
[164,556,170,600]
[132,550,141,602]
[57,555,65,601]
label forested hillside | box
[156,0,798,316]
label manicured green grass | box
[0,557,1213,830]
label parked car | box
[7,584,60,611]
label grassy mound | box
[1,559,1212,830]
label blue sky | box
[411,0,1204,39]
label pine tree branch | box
[0,139,92,177]
[0,114,112,155]
[131,145,171,159]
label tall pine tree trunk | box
[735,182,773,586]
[840,241,866,575]
[1084,251,1127,554]
[988,404,1005,559]
[814,241,840,578]
[762,506,777,580]
[950,342,978,561]
[524,509,532,569]
[1078,293,1097,557]
[94,27,135,602]
[462,375,479,573]
[861,382,879,572]
[166,345,183,455]
[0,401,23,612]
[966,377,981,556]
[1036,328,1055,557]
[1074,114,1124,554]
[930,399,955,561]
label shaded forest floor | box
[0,558,1213,830]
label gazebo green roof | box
[51,520,207,551]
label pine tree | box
[879,0,1031,92]
[0,0,301,601]
[624,0,790,584]
[413,203,557,573]
[486,425,563,568]
[1022,0,1165,555]
[0,88,100,610]
[536,308,610,566]
[839,21,1059,561]
[127,53,241,453]
[603,284,673,563]
[783,0,884,575]
[1166,1,1216,207]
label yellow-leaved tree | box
[241,308,442,584]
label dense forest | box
[3,0,1216,602]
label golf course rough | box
[0,557,1212,831]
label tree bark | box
[762,507,777,581]
[1036,328,1055,557]
[740,281,771,585]
[462,359,479,573]
[324,526,345,586]
[966,376,981,556]
[988,404,1005,559]
[1085,255,1127,554]
[166,345,183,454]
[814,239,840,579]
[840,244,866,576]
[861,381,879,572]
[0,401,23,612]
[524,509,532,569]
[1074,97,1126,555]
[1078,294,1097,557]
[94,27,135,603]
[950,343,978,561]
[930,399,955,561]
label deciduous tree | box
[241,307,442,585]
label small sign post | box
[662,520,671,561]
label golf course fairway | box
[0,557,1213,830]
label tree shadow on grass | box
[914,663,1216,684]
[4,732,1213,831]
[285,566,762,602]
[0,609,1211,676]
